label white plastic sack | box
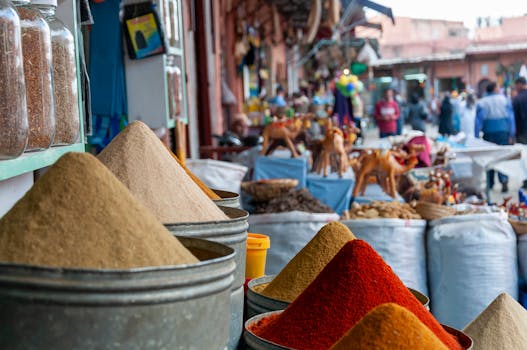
[519,234,527,283]
[341,219,428,295]
[427,211,518,329]
[186,159,248,194]
[248,211,340,275]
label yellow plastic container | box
[246,233,270,279]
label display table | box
[353,184,404,204]
[307,171,354,215]
[253,156,308,188]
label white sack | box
[342,219,428,295]
[427,210,518,329]
[248,211,340,275]
[186,159,248,194]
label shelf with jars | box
[0,0,85,181]
[123,0,188,130]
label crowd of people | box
[372,77,527,192]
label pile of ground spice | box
[0,152,198,269]
[252,240,461,350]
[329,303,449,350]
[463,293,527,350]
[261,222,355,302]
[97,122,228,224]
[253,188,333,214]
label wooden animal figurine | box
[313,120,359,177]
[260,116,311,158]
[352,149,420,198]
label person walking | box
[374,88,400,138]
[459,93,477,139]
[406,92,428,133]
[513,77,527,144]
[438,94,454,136]
[475,81,515,193]
[513,77,527,189]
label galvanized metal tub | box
[244,311,291,350]
[244,311,472,350]
[165,206,249,349]
[442,324,474,349]
[247,275,430,318]
[0,236,235,350]
[212,189,241,208]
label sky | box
[366,0,526,30]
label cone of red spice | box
[251,240,462,350]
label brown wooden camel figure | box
[260,117,311,158]
[313,120,359,177]
[352,149,420,198]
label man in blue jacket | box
[475,82,515,193]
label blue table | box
[254,156,308,188]
[353,184,403,204]
[307,172,354,215]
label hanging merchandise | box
[0,0,29,159]
[33,0,80,145]
[350,61,367,75]
[14,0,56,151]
[88,0,127,150]
[122,0,165,59]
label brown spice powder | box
[18,6,55,150]
[0,152,198,269]
[261,221,356,302]
[98,121,229,224]
[51,29,79,145]
[0,6,28,159]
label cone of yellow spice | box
[261,221,356,302]
[330,303,449,350]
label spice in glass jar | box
[33,0,79,145]
[14,0,55,151]
[0,0,29,159]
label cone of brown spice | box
[463,293,527,350]
[261,221,356,302]
[97,121,228,224]
[330,303,449,350]
[0,152,198,269]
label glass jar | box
[166,56,182,119]
[33,0,79,145]
[0,0,29,159]
[13,0,55,151]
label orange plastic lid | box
[247,233,270,249]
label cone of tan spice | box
[0,152,198,269]
[261,221,356,302]
[463,293,527,350]
[330,303,449,350]
[97,121,228,224]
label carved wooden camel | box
[260,117,311,158]
[313,120,359,177]
[352,149,420,198]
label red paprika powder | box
[253,240,461,350]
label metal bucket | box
[442,324,473,350]
[212,189,241,208]
[0,236,235,350]
[244,311,291,350]
[165,206,249,349]
[246,275,430,317]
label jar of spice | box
[0,0,29,159]
[33,0,79,145]
[13,0,55,151]
[165,56,182,119]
